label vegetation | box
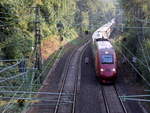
[0,0,116,60]
[0,0,117,112]
[117,0,150,82]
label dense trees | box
[118,0,150,81]
[0,1,117,112]
[0,1,34,59]
[0,0,116,60]
[0,0,78,59]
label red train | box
[92,19,117,83]
[94,39,117,83]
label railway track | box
[72,43,90,113]
[27,38,90,113]
[101,85,128,113]
[53,49,76,113]
[53,40,90,113]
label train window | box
[101,54,114,64]
[96,38,108,41]
[96,38,102,41]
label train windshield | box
[101,54,114,64]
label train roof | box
[92,18,116,41]
[96,41,116,55]
[96,41,113,49]
[92,31,102,39]
[98,22,112,32]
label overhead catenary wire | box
[0,1,134,111]
[0,90,74,95]
[2,65,28,111]
[117,6,150,73]
[0,96,73,103]
[122,98,150,102]
[2,80,26,112]
[6,73,31,111]
[112,11,150,84]
[115,42,150,70]
[114,19,150,73]
[0,72,27,83]
[114,44,150,87]
[115,43,146,67]
[0,59,27,62]
[2,70,26,112]
[6,74,32,112]
[116,6,150,23]
[32,46,64,84]
[0,60,22,73]
[0,6,44,112]
[120,94,150,98]
[98,10,150,87]
[137,28,150,72]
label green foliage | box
[0,0,118,112]
[0,0,117,60]
[0,0,34,59]
[118,0,150,82]
[0,3,17,42]
[136,39,150,81]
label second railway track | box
[27,39,90,113]
[101,85,128,113]
[53,40,90,113]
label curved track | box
[54,49,76,113]
[27,40,145,113]
[27,39,90,113]
[53,41,90,113]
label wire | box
[132,15,150,24]
[2,80,25,112]
[116,42,149,68]
[114,44,150,87]
[33,47,64,84]
[137,31,150,72]
[1,67,27,112]
[0,72,27,83]
[0,59,27,62]
[0,60,22,73]
[0,90,73,95]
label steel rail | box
[114,86,128,113]
[101,86,128,113]
[71,57,79,113]
[101,86,110,113]
[54,49,76,113]
[71,41,90,113]
[54,39,90,113]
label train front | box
[96,49,117,84]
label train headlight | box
[105,51,109,54]
[112,68,116,72]
[100,68,104,72]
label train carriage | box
[95,41,117,83]
[92,18,117,83]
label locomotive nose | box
[100,68,117,78]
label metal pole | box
[34,6,42,71]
